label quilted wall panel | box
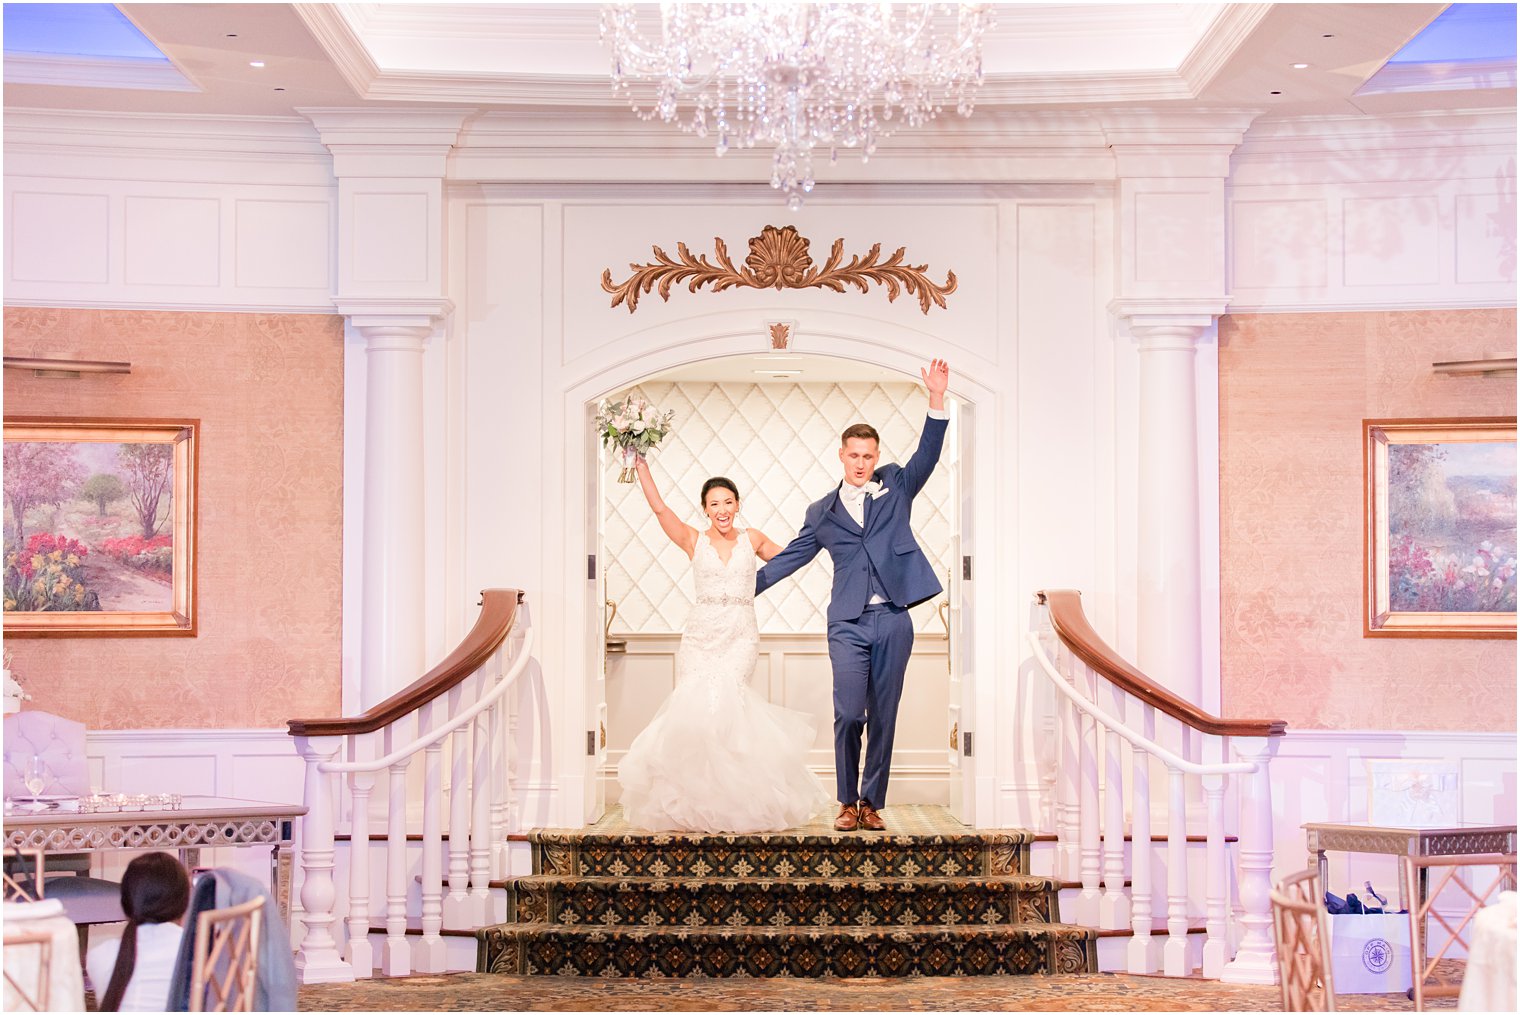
[603,381,953,635]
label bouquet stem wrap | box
[617,446,640,483]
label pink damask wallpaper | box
[1219,309,1517,731]
[3,308,344,728]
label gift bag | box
[1328,912,1412,994]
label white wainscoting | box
[80,728,303,884]
[602,633,953,807]
[1265,729,1515,894]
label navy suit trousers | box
[826,603,915,808]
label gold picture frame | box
[3,417,199,637]
[1364,417,1516,638]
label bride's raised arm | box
[634,456,699,558]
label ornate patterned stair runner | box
[476,805,1097,978]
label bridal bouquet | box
[595,395,676,482]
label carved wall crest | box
[602,225,957,315]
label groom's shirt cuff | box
[927,407,949,420]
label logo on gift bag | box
[1362,937,1394,973]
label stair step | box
[502,874,1062,928]
[477,921,1098,978]
[363,924,477,938]
[1031,833,1239,844]
[1093,920,1208,938]
[529,827,1032,879]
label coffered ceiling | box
[3,3,1512,122]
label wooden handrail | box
[287,589,523,738]
[1037,589,1286,739]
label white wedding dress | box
[618,529,831,834]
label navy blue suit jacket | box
[756,415,947,623]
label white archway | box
[545,309,1005,828]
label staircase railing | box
[1031,589,1286,985]
[286,588,534,984]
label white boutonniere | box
[864,480,890,500]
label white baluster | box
[293,735,355,983]
[1221,737,1280,985]
[415,700,447,972]
[443,685,472,927]
[1033,605,1059,835]
[490,643,511,878]
[345,766,376,978]
[1055,644,1081,881]
[1163,768,1191,975]
[1100,678,1130,929]
[1202,770,1228,977]
[469,668,495,923]
[1076,663,1102,926]
[1127,703,1157,973]
[382,755,411,976]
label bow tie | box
[841,481,883,506]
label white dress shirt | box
[86,921,184,1013]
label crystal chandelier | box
[601,3,994,209]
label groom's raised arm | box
[899,357,950,497]
[755,515,821,596]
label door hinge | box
[962,555,972,580]
[586,730,597,756]
[587,555,597,580]
[962,731,974,757]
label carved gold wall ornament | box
[602,225,957,315]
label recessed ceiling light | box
[1292,62,1310,69]
[1270,90,1283,95]
[273,87,286,92]
[754,369,802,376]
[225,33,238,38]
[1321,33,1335,38]
[249,60,265,68]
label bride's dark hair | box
[700,476,739,505]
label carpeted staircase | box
[475,805,1097,978]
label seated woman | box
[85,852,190,1012]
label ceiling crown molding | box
[1178,4,1275,93]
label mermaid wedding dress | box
[618,529,831,834]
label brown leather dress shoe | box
[858,802,885,831]
[833,803,860,832]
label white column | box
[352,314,435,708]
[1129,315,1212,707]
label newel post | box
[293,735,355,984]
[1221,736,1280,984]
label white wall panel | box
[560,202,1001,373]
[8,191,110,283]
[4,177,335,310]
[235,199,332,289]
[124,195,220,287]
[351,191,429,283]
[1455,192,1516,285]
[1342,195,1441,288]
[1228,110,1515,310]
[1231,199,1328,290]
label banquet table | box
[3,795,305,922]
[1458,890,1518,1012]
[3,898,85,1012]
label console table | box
[3,795,305,921]
[1304,821,1518,910]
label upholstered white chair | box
[1,711,126,932]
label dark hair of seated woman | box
[99,852,191,1012]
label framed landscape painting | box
[1364,417,1517,638]
[3,417,198,636]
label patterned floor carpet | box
[299,972,1458,1012]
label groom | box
[756,358,950,832]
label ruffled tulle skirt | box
[617,674,831,835]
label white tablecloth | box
[3,898,85,1012]
[1459,890,1517,1012]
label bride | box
[617,457,830,834]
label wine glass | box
[22,755,48,798]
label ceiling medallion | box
[600,3,994,209]
[601,224,958,314]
